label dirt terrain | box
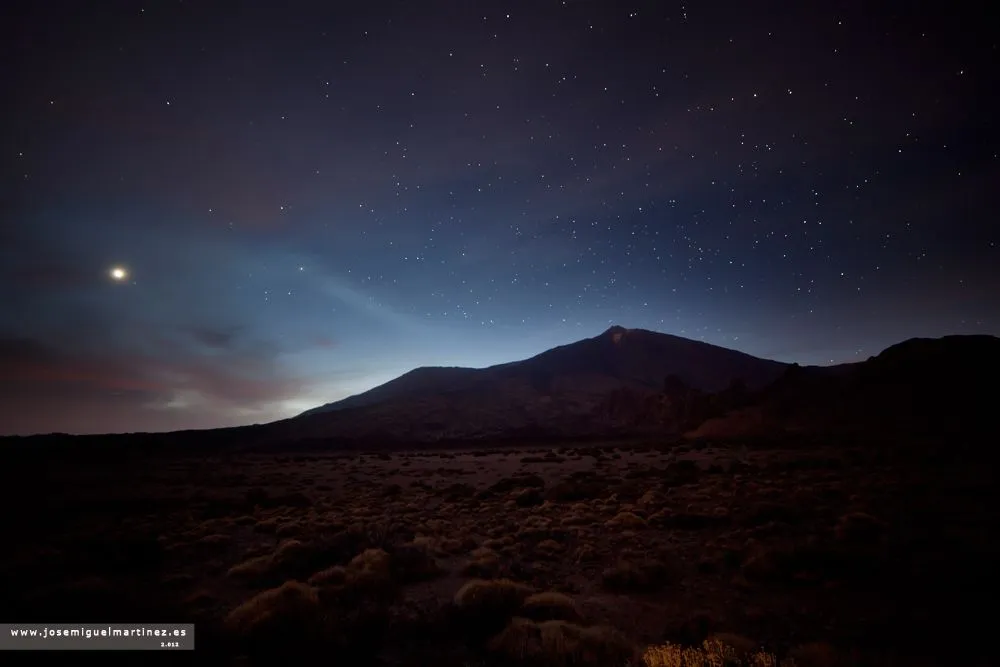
[1,435,995,666]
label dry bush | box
[307,565,346,586]
[488,474,546,495]
[409,534,439,552]
[519,591,584,623]
[517,515,565,543]
[362,520,395,549]
[516,488,546,507]
[227,554,274,580]
[453,578,536,643]
[347,547,391,573]
[329,547,395,599]
[225,580,323,656]
[638,489,663,506]
[606,511,648,529]
[275,521,305,538]
[192,533,230,548]
[273,538,309,562]
[483,535,516,550]
[438,482,477,501]
[488,617,638,667]
[226,572,396,663]
[642,637,788,667]
[534,538,564,559]
[389,540,444,583]
[439,536,476,555]
[226,536,357,585]
[574,544,600,563]
[709,633,762,659]
[461,547,502,578]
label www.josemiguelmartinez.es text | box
[9,626,188,639]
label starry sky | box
[1,1,996,436]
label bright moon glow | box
[110,267,128,281]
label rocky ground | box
[1,435,995,666]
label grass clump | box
[488,617,638,667]
[226,538,309,582]
[461,547,503,578]
[642,637,790,667]
[225,580,324,658]
[453,578,537,644]
[606,511,648,529]
[519,591,584,623]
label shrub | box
[389,541,443,583]
[642,637,786,666]
[341,548,394,598]
[519,591,583,623]
[453,578,536,644]
[307,565,346,586]
[227,554,273,580]
[225,581,323,657]
[461,547,502,578]
[606,511,648,529]
[488,617,638,667]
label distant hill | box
[688,334,1000,440]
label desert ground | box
[2,435,994,666]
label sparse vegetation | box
[488,616,639,666]
[643,637,786,667]
[3,438,993,665]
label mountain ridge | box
[299,325,789,419]
[3,330,997,449]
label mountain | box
[837,334,1000,435]
[688,334,1000,439]
[282,326,790,444]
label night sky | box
[1,1,996,436]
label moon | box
[109,266,128,281]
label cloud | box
[186,325,242,350]
[315,276,434,336]
[0,334,309,435]
[312,336,337,349]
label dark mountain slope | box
[281,326,789,443]
[300,326,788,422]
[694,334,1000,439]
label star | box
[109,267,128,282]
